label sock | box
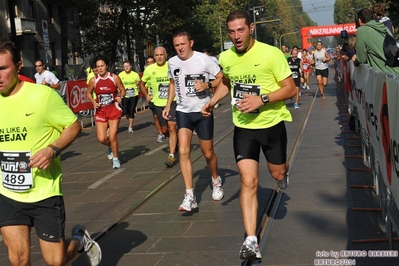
[185,188,193,195]
[72,235,84,251]
[113,157,118,160]
[246,235,257,243]
[169,153,174,158]
[212,176,220,185]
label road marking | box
[222,108,230,113]
[88,168,125,189]
[145,144,167,156]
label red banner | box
[66,80,94,113]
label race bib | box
[126,89,135,98]
[158,84,169,99]
[231,83,260,114]
[185,74,206,97]
[292,72,299,79]
[98,93,114,105]
[303,64,309,70]
[0,151,33,192]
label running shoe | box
[179,194,198,211]
[278,175,289,189]
[107,147,113,160]
[164,155,176,167]
[321,94,326,99]
[239,238,261,260]
[157,134,166,143]
[71,225,102,266]
[294,103,299,110]
[306,85,310,90]
[112,158,121,169]
[128,127,133,133]
[212,176,224,201]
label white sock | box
[169,153,174,157]
[212,176,220,184]
[246,235,257,243]
[186,188,193,195]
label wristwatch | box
[48,144,61,158]
[207,82,212,89]
[260,94,269,104]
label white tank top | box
[314,49,328,70]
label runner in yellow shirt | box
[201,10,296,261]
[118,60,141,133]
[0,38,101,266]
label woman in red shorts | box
[87,55,126,169]
[301,49,311,90]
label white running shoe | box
[178,194,198,211]
[112,158,121,169]
[157,134,166,143]
[128,127,133,133]
[71,225,102,266]
[239,238,261,260]
[107,147,113,160]
[212,176,224,201]
[294,103,299,110]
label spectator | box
[281,44,290,59]
[372,2,394,36]
[34,59,60,90]
[341,36,357,62]
[355,8,399,75]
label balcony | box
[7,17,37,35]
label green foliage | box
[66,0,319,65]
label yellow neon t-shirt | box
[219,41,292,129]
[0,83,77,203]
[118,71,140,98]
[141,62,171,107]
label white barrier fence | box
[345,61,399,248]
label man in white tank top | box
[312,41,331,99]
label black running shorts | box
[0,194,66,242]
[315,68,329,78]
[233,121,287,165]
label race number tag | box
[126,88,135,98]
[292,72,299,79]
[231,83,261,114]
[0,151,33,192]
[158,84,169,99]
[98,93,114,105]
[185,74,206,97]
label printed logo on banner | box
[380,83,392,185]
[66,80,93,113]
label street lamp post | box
[249,6,263,40]
[279,31,299,49]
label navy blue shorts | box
[176,111,214,140]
